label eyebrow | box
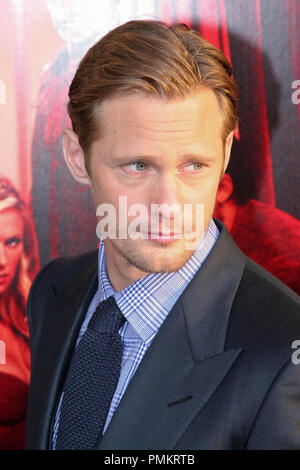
[4,235,23,241]
[110,153,217,164]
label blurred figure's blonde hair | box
[0,177,40,340]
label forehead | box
[94,89,224,147]
[0,209,24,238]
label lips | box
[145,232,182,245]
[148,231,181,237]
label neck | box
[103,240,150,292]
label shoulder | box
[26,249,98,336]
[226,253,300,352]
[209,219,300,351]
[243,255,299,304]
[28,249,98,297]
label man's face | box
[86,89,230,276]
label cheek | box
[190,175,220,204]
[91,179,113,207]
[94,175,149,212]
[189,177,221,224]
[91,168,124,205]
[5,246,23,272]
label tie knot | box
[89,296,125,334]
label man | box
[26,20,300,450]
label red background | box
[0,0,299,449]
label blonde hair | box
[0,178,39,340]
[67,20,238,174]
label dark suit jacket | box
[25,221,300,450]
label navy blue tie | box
[55,296,126,450]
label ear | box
[216,173,234,204]
[223,131,234,174]
[62,128,91,186]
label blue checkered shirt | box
[52,218,220,448]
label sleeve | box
[27,258,63,344]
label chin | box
[114,238,195,274]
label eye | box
[181,162,204,172]
[5,237,23,248]
[121,161,150,176]
[128,162,147,172]
[191,162,203,170]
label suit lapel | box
[97,222,245,449]
[96,299,241,450]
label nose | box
[0,243,7,267]
[151,173,182,220]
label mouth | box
[147,232,182,243]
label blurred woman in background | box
[0,177,39,449]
